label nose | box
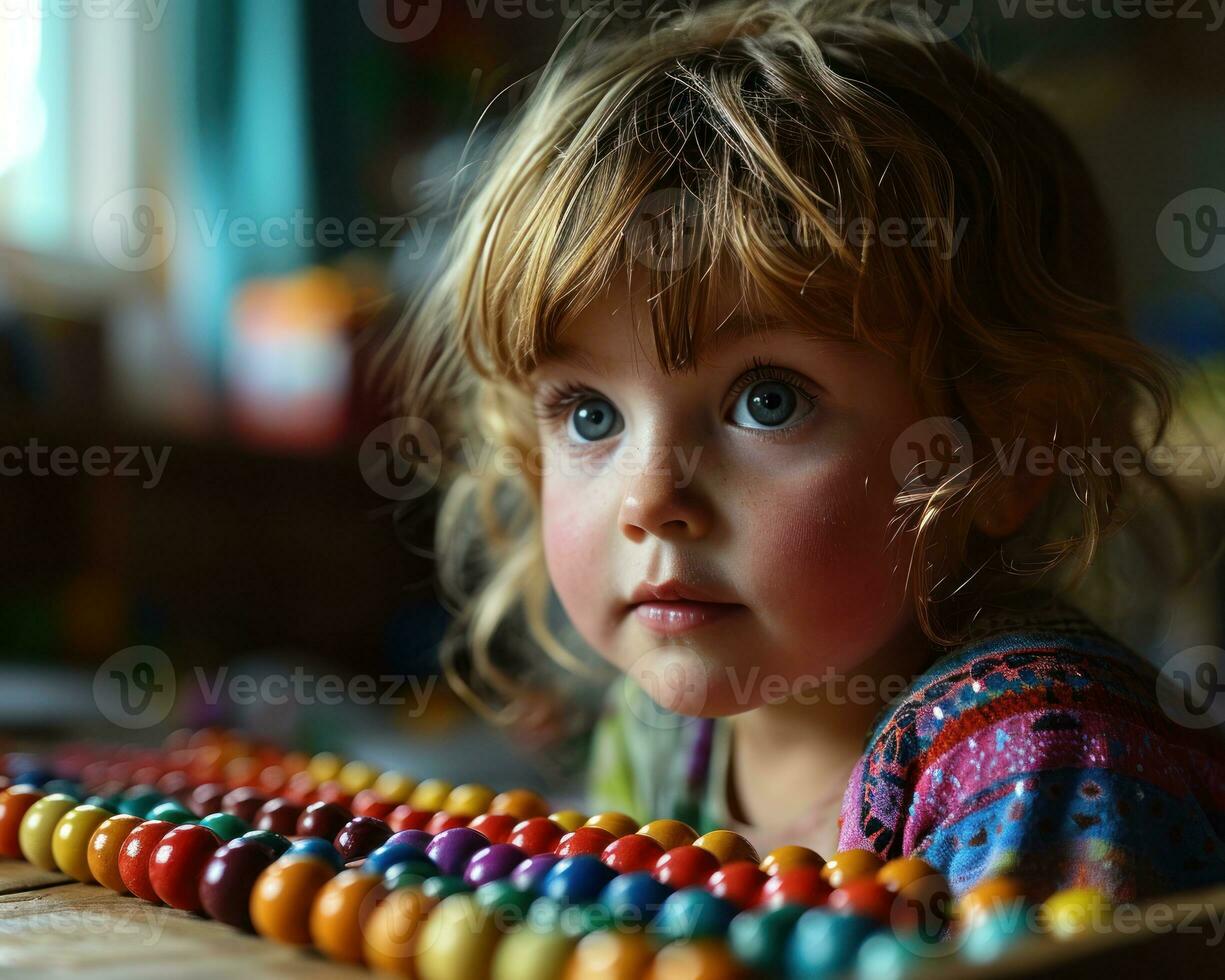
[617,444,712,543]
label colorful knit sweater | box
[586,592,1225,902]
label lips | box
[626,579,744,635]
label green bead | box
[423,875,471,902]
[198,812,249,840]
[475,881,535,923]
[84,795,120,811]
[654,889,737,942]
[240,830,291,856]
[146,802,195,825]
[729,904,806,973]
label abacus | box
[0,728,1216,978]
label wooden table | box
[1,860,1222,978]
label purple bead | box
[463,844,528,889]
[510,853,560,893]
[387,829,434,852]
[425,827,490,877]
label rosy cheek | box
[541,473,614,653]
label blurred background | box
[0,1,1223,800]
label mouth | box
[625,579,745,636]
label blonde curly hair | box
[389,0,1200,723]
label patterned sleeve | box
[839,640,1225,902]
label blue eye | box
[569,396,623,442]
[730,380,814,429]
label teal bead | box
[475,881,535,924]
[854,932,928,979]
[653,888,738,942]
[729,904,807,973]
[961,910,1032,963]
[527,896,567,932]
[146,802,195,824]
[575,902,617,935]
[786,910,879,978]
[239,830,291,856]
[119,788,165,817]
[422,875,470,902]
[84,795,120,811]
[42,780,81,798]
[198,812,249,841]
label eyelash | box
[533,358,819,431]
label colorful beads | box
[654,845,721,890]
[602,833,666,875]
[117,820,176,902]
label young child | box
[396,0,1225,903]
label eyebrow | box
[539,311,808,376]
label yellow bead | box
[584,812,640,839]
[337,761,378,795]
[445,783,496,818]
[694,830,759,866]
[821,849,883,888]
[638,819,699,851]
[489,789,550,821]
[1041,887,1112,940]
[956,876,1026,929]
[414,894,501,980]
[493,927,576,980]
[19,794,80,871]
[645,939,745,979]
[410,778,453,812]
[362,886,434,975]
[760,845,823,876]
[307,752,344,784]
[565,930,654,979]
[373,771,417,804]
[877,856,940,892]
[549,810,588,833]
[51,805,113,882]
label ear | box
[971,441,1058,538]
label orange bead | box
[877,856,940,892]
[584,811,639,839]
[821,849,883,888]
[250,857,337,944]
[566,930,655,979]
[693,830,759,866]
[760,845,823,877]
[0,788,45,858]
[87,814,144,893]
[956,875,1027,929]
[548,810,587,833]
[362,886,435,975]
[637,819,698,851]
[645,939,746,980]
[489,789,550,821]
[309,869,383,963]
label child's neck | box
[724,620,937,857]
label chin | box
[621,640,765,718]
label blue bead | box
[729,904,807,973]
[653,888,738,942]
[597,871,673,925]
[364,842,433,876]
[785,910,879,978]
[541,856,618,905]
[286,837,344,870]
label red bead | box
[253,798,303,836]
[188,782,226,818]
[653,845,720,889]
[555,826,617,859]
[221,787,268,824]
[466,813,518,845]
[424,811,469,835]
[707,861,768,909]
[283,772,318,805]
[508,817,565,856]
[148,824,222,912]
[314,781,354,809]
[758,866,833,909]
[828,878,895,924]
[334,817,392,863]
[352,790,395,821]
[601,833,666,874]
[296,801,353,841]
[387,806,434,832]
[156,771,192,800]
[118,820,177,903]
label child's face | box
[531,282,929,717]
